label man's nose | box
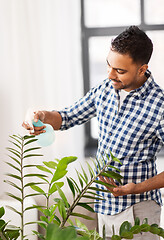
[107,68,117,79]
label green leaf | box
[134,217,140,226]
[80,164,88,183]
[40,216,49,223]
[5,162,21,173]
[6,230,20,239]
[76,170,84,189]
[86,191,102,198]
[51,156,77,183]
[24,193,42,198]
[60,156,77,165]
[77,203,94,212]
[38,176,49,183]
[82,195,105,201]
[5,225,20,231]
[119,221,132,236]
[53,215,61,224]
[142,218,148,224]
[51,170,68,183]
[120,231,133,239]
[7,155,21,166]
[95,157,102,171]
[25,220,46,226]
[23,147,41,153]
[88,186,110,193]
[100,171,123,184]
[23,134,35,140]
[5,173,21,181]
[67,177,75,198]
[24,138,38,146]
[9,135,21,145]
[49,182,64,195]
[103,224,106,240]
[36,165,53,174]
[24,154,43,158]
[70,212,94,220]
[9,140,21,149]
[23,164,40,168]
[6,205,21,215]
[75,219,89,232]
[6,193,22,202]
[108,165,121,172]
[91,158,99,173]
[43,209,50,217]
[58,200,67,220]
[24,173,47,178]
[43,161,57,169]
[149,224,160,235]
[30,185,45,194]
[6,147,21,156]
[56,184,69,208]
[79,171,88,185]
[111,235,121,240]
[109,151,122,165]
[24,182,45,188]
[86,162,95,178]
[4,180,22,191]
[46,224,77,240]
[130,225,141,234]
[0,219,6,230]
[7,149,21,159]
[33,230,45,239]
[0,207,5,218]
[24,205,45,211]
[94,180,116,189]
[69,177,81,193]
[77,201,95,204]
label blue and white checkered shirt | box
[59,71,164,215]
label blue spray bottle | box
[32,119,55,147]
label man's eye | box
[117,69,125,74]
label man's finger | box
[22,121,33,130]
[109,178,117,187]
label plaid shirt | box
[59,71,164,215]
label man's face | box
[106,49,145,92]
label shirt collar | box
[129,70,154,98]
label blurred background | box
[0,0,164,238]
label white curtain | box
[0,0,84,195]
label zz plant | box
[0,206,20,240]
[111,217,164,239]
[3,134,123,239]
[2,134,164,240]
[27,141,123,239]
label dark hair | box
[111,26,153,64]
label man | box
[23,26,164,239]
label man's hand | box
[22,110,46,135]
[99,176,136,197]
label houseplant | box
[1,134,164,239]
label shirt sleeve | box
[157,112,164,144]
[58,86,98,130]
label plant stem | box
[60,161,110,228]
[20,137,24,240]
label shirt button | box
[109,132,112,136]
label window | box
[81,0,164,156]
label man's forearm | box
[133,171,164,194]
[44,111,62,130]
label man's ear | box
[138,64,148,76]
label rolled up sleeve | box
[58,87,98,130]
